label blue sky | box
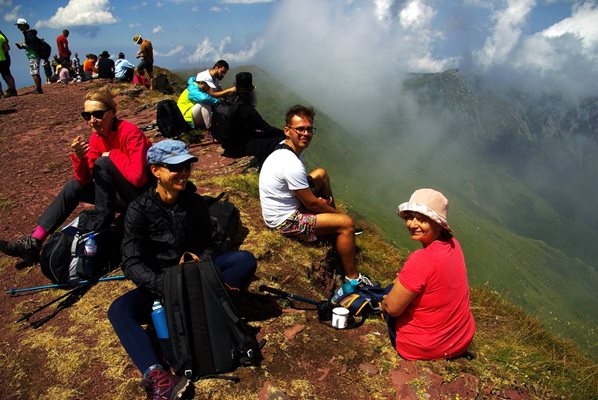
[1,0,597,98]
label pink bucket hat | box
[397,188,452,232]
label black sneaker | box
[5,88,17,97]
[34,88,44,94]
[0,235,42,263]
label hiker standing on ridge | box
[0,29,17,97]
[133,34,154,90]
[56,29,71,68]
[0,88,151,265]
[108,139,256,400]
[258,104,372,290]
[381,188,475,360]
[14,18,43,94]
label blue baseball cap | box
[147,139,198,165]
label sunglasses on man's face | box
[81,109,108,121]
[159,162,193,172]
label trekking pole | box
[258,284,322,306]
[15,287,78,323]
[258,284,334,321]
[6,275,126,295]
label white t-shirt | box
[195,69,222,91]
[259,148,310,228]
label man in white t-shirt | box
[195,60,236,138]
[259,105,371,287]
[195,60,236,98]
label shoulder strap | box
[273,142,298,158]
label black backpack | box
[154,73,172,94]
[163,254,263,381]
[40,210,122,284]
[35,37,51,60]
[203,193,241,255]
[211,101,240,145]
[156,99,192,138]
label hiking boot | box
[34,88,44,94]
[140,368,190,400]
[5,88,18,97]
[0,235,42,263]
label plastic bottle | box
[331,279,358,302]
[151,300,169,339]
[84,234,97,257]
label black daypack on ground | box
[153,73,172,94]
[40,210,122,284]
[156,99,192,138]
[203,193,241,255]
[163,254,262,381]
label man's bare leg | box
[314,212,357,278]
[309,168,336,207]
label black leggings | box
[38,157,144,234]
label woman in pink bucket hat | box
[381,188,475,360]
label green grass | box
[0,193,12,210]
[211,65,598,361]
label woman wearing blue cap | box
[108,139,257,399]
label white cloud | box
[185,36,263,63]
[542,2,598,50]
[36,0,117,28]
[374,0,395,27]
[475,0,536,68]
[210,6,223,12]
[129,23,141,29]
[155,45,184,57]
[399,0,436,29]
[153,25,163,34]
[3,5,20,22]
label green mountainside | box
[174,65,598,359]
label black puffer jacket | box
[120,182,213,296]
[220,91,284,155]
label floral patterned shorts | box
[276,210,318,242]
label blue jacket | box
[177,76,219,127]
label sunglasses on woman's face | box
[159,162,192,172]
[81,109,108,121]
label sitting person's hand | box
[70,135,89,158]
[317,196,333,205]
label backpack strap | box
[273,142,298,157]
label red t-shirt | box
[56,34,70,59]
[394,238,475,360]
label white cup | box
[332,307,350,329]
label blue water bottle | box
[151,300,169,339]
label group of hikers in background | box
[0,19,476,400]
[0,18,154,96]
